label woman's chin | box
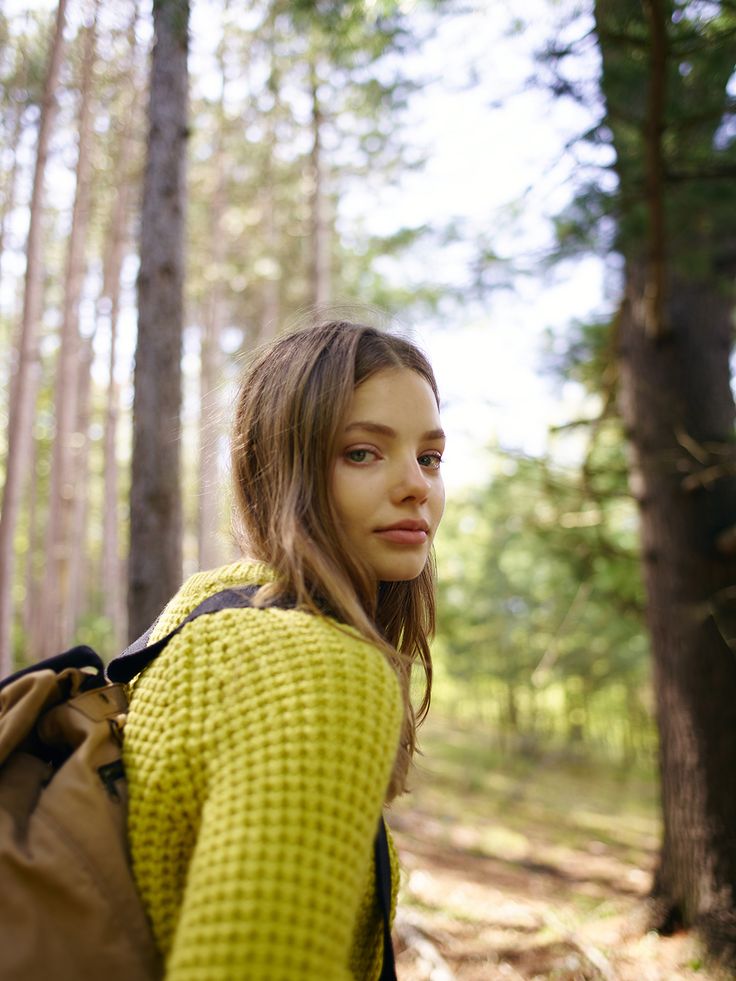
[376,562,427,583]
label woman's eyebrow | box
[344,421,446,441]
[345,421,396,437]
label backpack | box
[0,587,397,981]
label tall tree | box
[100,3,144,649]
[196,7,229,572]
[308,53,331,308]
[32,6,100,660]
[67,332,95,631]
[259,12,282,343]
[128,0,189,640]
[0,0,68,677]
[586,0,736,963]
[0,81,25,295]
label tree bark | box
[260,163,280,342]
[101,274,125,648]
[197,27,227,572]
[259,22,281,343]
[593,0,736,961]
[68,334,95,631]
[198,300,224,571]
[309,59,330,310]
[101,6,143,651]
[128,0,189,640]
[101,165,135,651]
[642,0,668,340]
[0,101,24,297]
[0,0,68,677]
[618,268,736,963]
[32,8,98,660]
[22,438,41,642]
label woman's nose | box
[392,458,430,502]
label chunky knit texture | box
[124,561,404,981]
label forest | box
[1,0,735,978]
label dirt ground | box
[387,721,732,981]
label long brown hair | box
[230,320,440,798]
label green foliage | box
[72,611,119,663]
[184,0,433,343]
[542,314,618,394]
[551,179,617,258]
[433,450,654,762]
[290,0,412,61]
[0,7,52,107]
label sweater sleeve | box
[127,606,403,981]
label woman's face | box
[331,367,445,583]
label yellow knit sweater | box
[124,561,403,981]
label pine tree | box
[555,0,736,961]
[128,0,189,640]
[0,0,68,676]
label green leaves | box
[434,450,650,758]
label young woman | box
[121,320,446,980]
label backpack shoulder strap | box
[375,816,398,980]
[107,584,280,683]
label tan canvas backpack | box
[0,591,252,981]
[0,646,161,981]
[0,586,397,981]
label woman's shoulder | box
[131,596,403,760]
[188,602,398,689]
[147,559,277,640]
[142,562,400,701]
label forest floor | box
[388,717,731,981]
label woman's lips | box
[375,528,428,545]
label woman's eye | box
[419,452,443,470]
[346,448,376,463]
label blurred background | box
[1,1,735,978]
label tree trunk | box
[309,59,330,310]
[197,31,227,572]
[99,1,142,650]
[642,0,668,340]
[68,334,95,632]
[0,101,24,297]
[260,172,280,342]
[198,305,223,571]
[22,441,41,642]
[0,0,68,677]
[259,25,281,344]
[593,0,736,962]
[618,268,736,963]
[100,172,134,651]
[32,8,98,660]
[102,283,125,648]
[128,0,189,640]
[69,335,99,636]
